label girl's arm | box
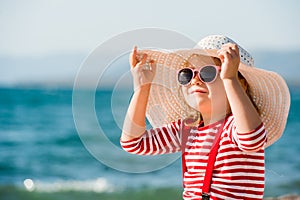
[121,84,151,141]
[121,120,182,155]
[121,47,156,141]
[121,47,182,154]
[218,43,262,133]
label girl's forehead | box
[186,54,221,66]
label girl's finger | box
[217,51,225,63]
[130,46,138,68]
[217,49,229,62]
[222,43,239,56]
[220,47,235,59]
[137,54,147,67]
[149,60,156,71]
[232,46,240,57]
[227,47,236,57]
[230,44,238,50]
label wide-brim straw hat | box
[139,35,290,147]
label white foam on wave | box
[23,178,115,193]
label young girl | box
[120,35,290,199]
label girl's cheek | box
[181,87,192,104]
[181,86,189,96]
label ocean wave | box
[23,178,115,193]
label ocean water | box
[0,86,299,199]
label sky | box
[0,0,300,87]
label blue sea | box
[0,85,299,199]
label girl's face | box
[181,55,229,116]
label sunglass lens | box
[178,68,193,85]
[200,66,217,83]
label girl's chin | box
[192,97,209,105]
[188,102,210,112]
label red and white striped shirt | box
[121,115,267,200]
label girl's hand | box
[130,46,156,91]
[217,43,240,81]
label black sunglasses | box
[177,65,220,86]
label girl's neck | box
[202,111,231,126]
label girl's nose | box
[190,71,202,85]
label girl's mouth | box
[191,88,207,94]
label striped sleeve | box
[226,117,267,152]
[120,120,182,155]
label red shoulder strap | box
[181,120,225,199]
[181,121,190,184]
[202,122,225,199]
